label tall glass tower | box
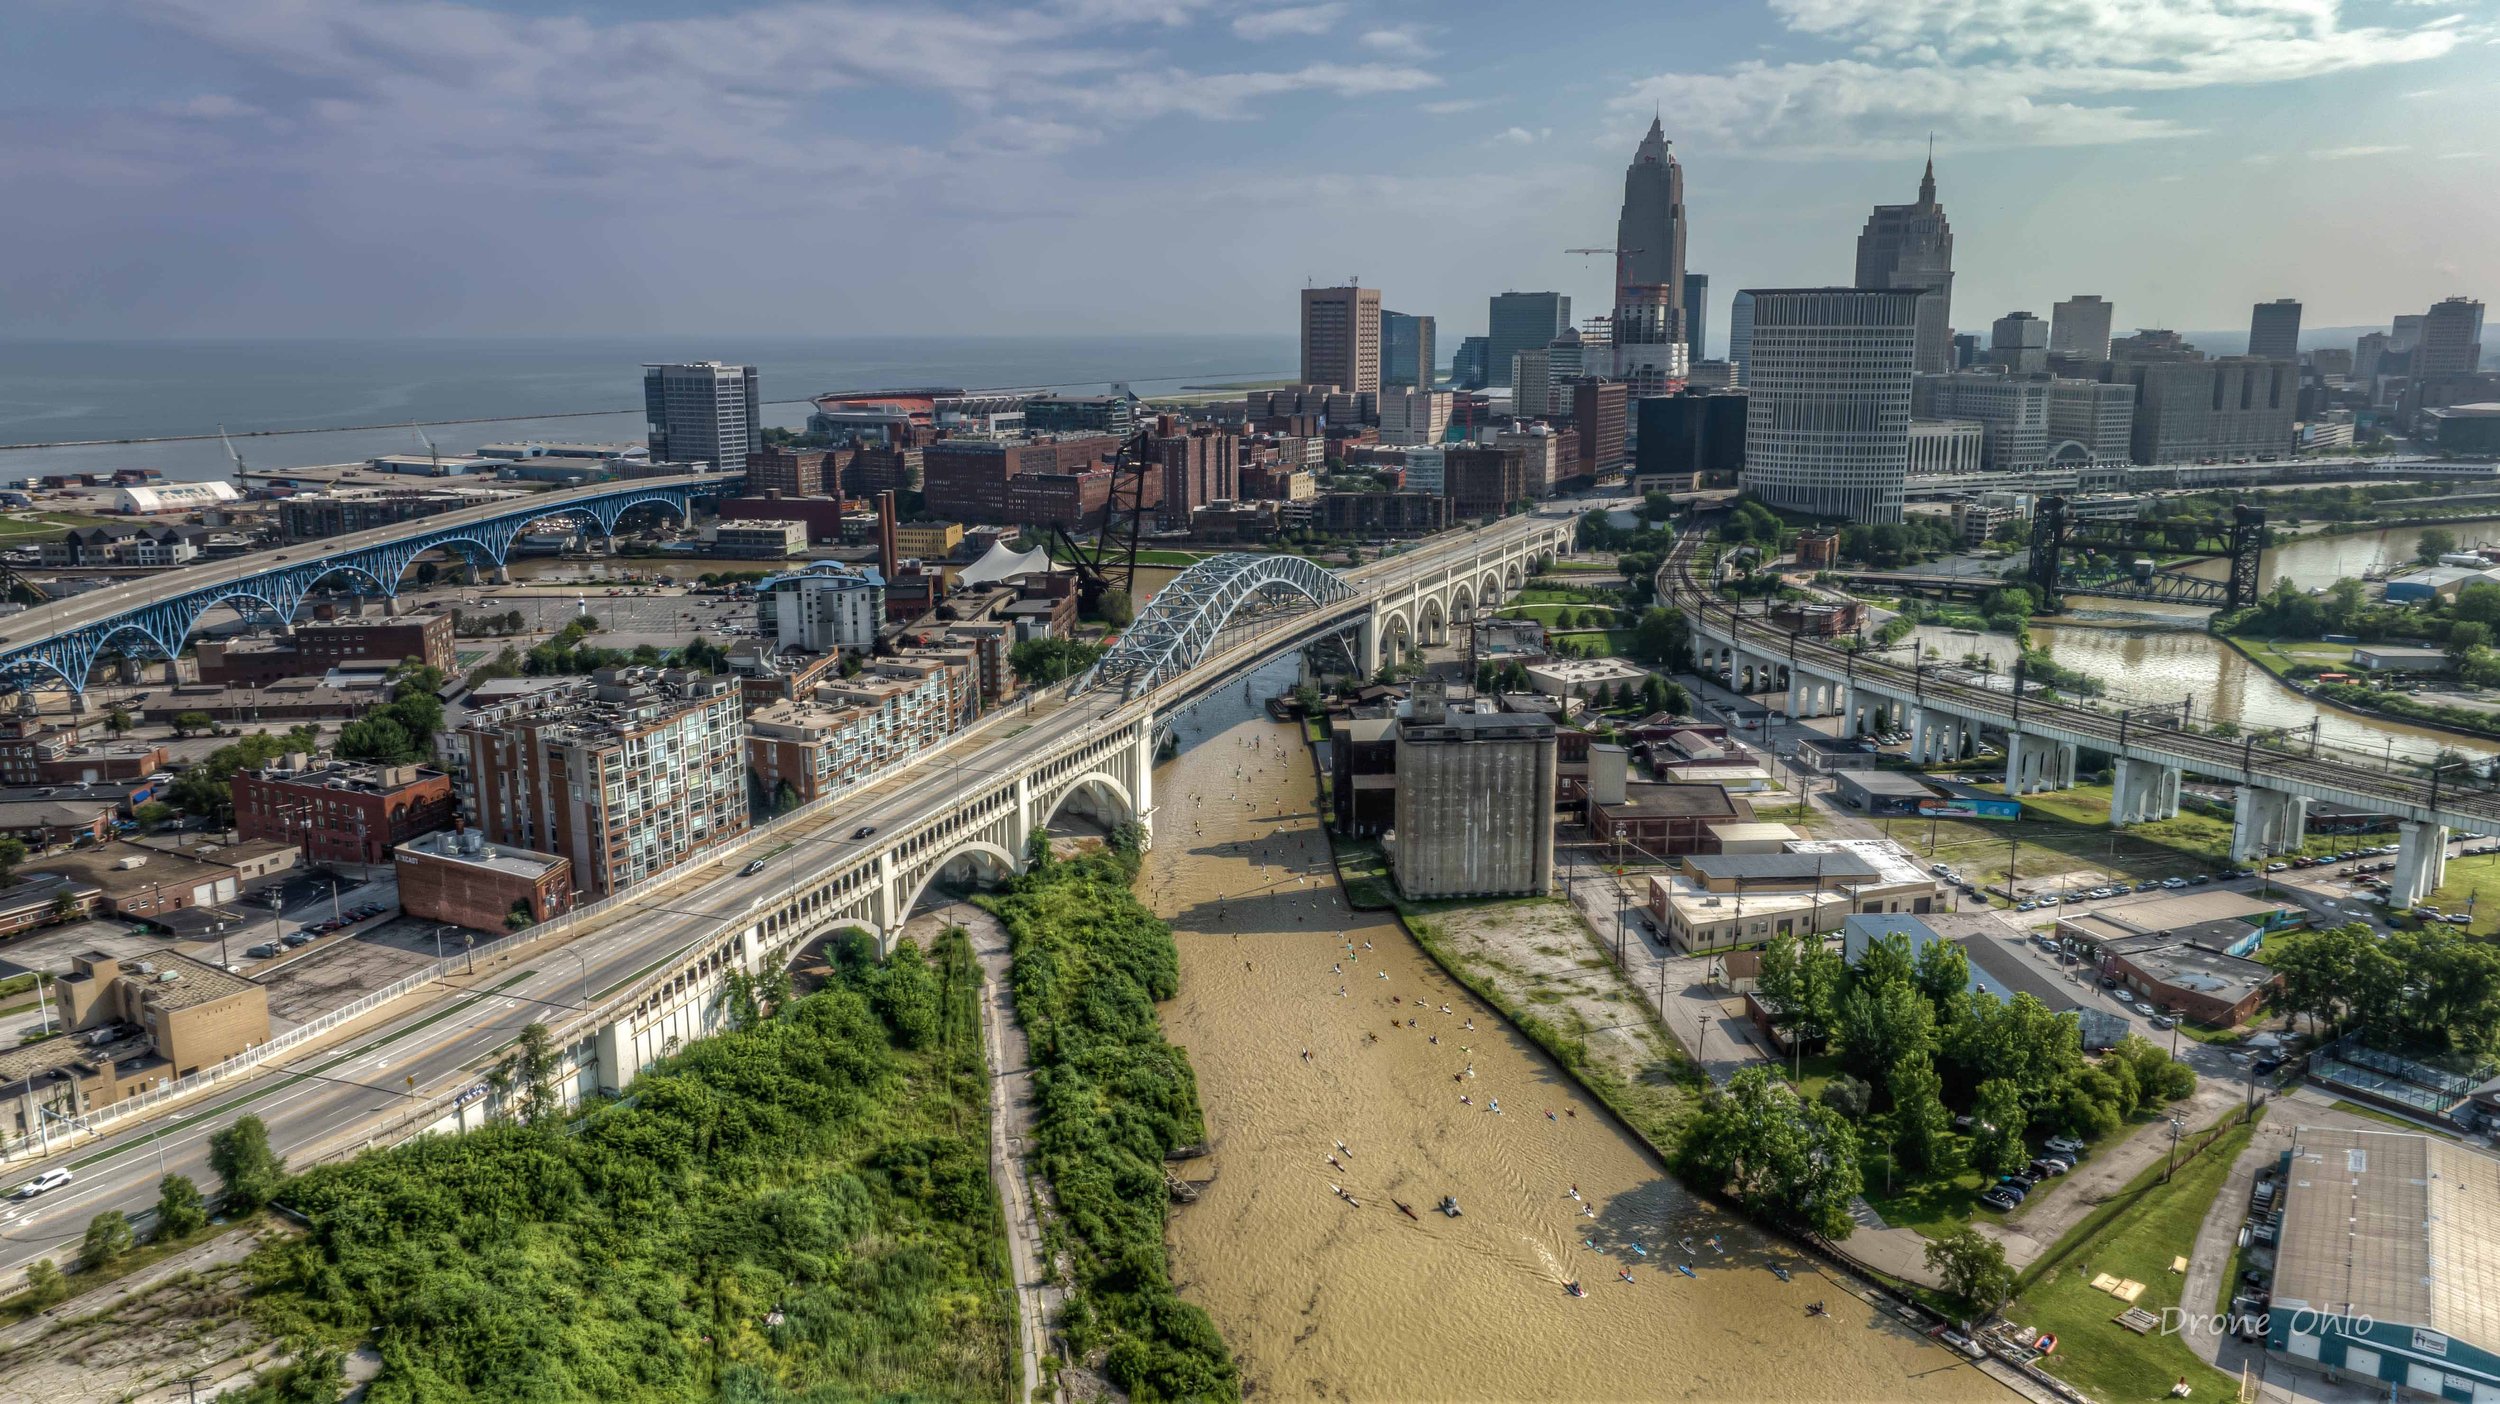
[1614,117,1688,347]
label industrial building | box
[1387,686,1556,900]
[395,827,575,932]
[2266,1126,2500,1400]
[0,950,272,1144]
[1832,769,1942,816]
[194,612,457,687]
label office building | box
[1987,312,2050,374]
[2047,378,2136,461]
[2248,298,2303,362]
[233,759,456,867]
[2355,331,2392,384]
[711,519,808,559]
[1397,444,1446,497]
[1022,394,1136,436]
[1951,333,1982,369]
[1728,291,1755,386]
[1905,419,1985,476]
[1488,292,1572,388]
[1615,116,1690,347]
[1915,370,2052,471]
[2392,313,2428,352]
[759,563,884,653]
[1634,392,1747,484]
[642,361,760,468]
[395,828,576,932]
[1852,157,1955,373]
[744,660,969,809]
[1382,311,1436,390]
[1444,443,1531,520]
[921,434,1122,525]
[1495,424,1570,495]
[1389,685,1555,900]
[2050,295,2114,360]
[1300,284,1382,394]
[1152,425,1240,530]
[1740,288,1920,523]
[2418,296,2488,377]
[57,951,266,1081]
[2115,357,2298,463]
[1378,389,1453,446]
[744,446,831,498]
[1685,273,1709,363]
[460,667,748,897]
[1451,335,1491,389]
[1571,378,1629,476]
[2264,1127,2500,1398]
[1511,348,1556,418]
[1317,491,1445,537]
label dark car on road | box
[851,825,877,840]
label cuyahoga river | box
[1142,659,2005,1401]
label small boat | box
[1629,1243,1648,1258]
[1771,1265,1792,1283]
[1438,1196,1463,1218]
[1619,1269,1637,1284]
[1582,1238,1597,1251]
[1394,1199,1419,1221]
[1566,1281,1586,1298]
[1679,1237,1697,1254]
[1675,1263,1697,1279]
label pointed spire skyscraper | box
[1855,155,1955,374]
[1614,117,1688,349]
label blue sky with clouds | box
[4,0,2493,343]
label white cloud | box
[2437,149,2489,158]
[1231,4,1344,39]
[1065,61,1437,120]
[2312,143,2408,158]
[1419,97,1493,115]
[1615,0,2474,156]
[1358,24,1433,59]
[160,94,263,120]
[1486,126,1542,146]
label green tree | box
[1969,1079,2030,1177]
[1888,1052,1952,1172]
[79,1209,134,1270]
[208,1114,287,1212]
[1756,931,1846,1059]
[172,711,216,738]
[1851,930,1917,991]
[336,715,417,765]
[49,889,80,923]
[22,1257,64,1306]
[1628,606,1692,669]
[2419,527,2459,564]
[1009,636,1108,688]
[155,1173,208,1238]
[0,834,26,887]
[1925,1227,2016,1319]
[134,800,174,833]
[871,940,942,1049]
[1819,1074,1872,1120]
[1912,938,1971,1017]
[1676,1066,1862,1239]
[508,1022,560,1126]
[1097,587,1134,627]
[1836,979,1936,1091]
[104,708,132,735]
[2450,621,2495,660]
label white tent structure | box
[956,540,1059,589]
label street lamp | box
[2162,1114,2186,1182]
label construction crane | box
[1564,246,1643,299]
[1049,425,1160,621]
[412,423,443,474]
[218,424,247,482]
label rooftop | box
[1593,782,1741,819]
[1787,837,1933,888]
[1685,850,1882,883]
[78,949,260,1013]
[395,829,567,882]
[2273,1126,2500,1349]
[245,758,443,795]
[1837,770,1941,797]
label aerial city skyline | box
[4,0,2495,338]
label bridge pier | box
[2005,733,2078,795]
[2111,757,2180,825]
[2231,787,2310,862]
[2392,820,2449,909]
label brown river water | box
[1143,662,2007,1402]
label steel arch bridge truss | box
[1082,552,1354,701]
[0,483,722,695]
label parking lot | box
[254,918,448,1026]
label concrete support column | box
[2004,732,2032,796]
[2231,787,2276,862]
[1909,708,1930,764]
[1787,677,1804,720]
[2393,820,2449,909]
[2057,743,2078,790]
[2281,795,2309,853]
[2112,756,2169,826]
[2157,766,2181,820]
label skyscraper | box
[1853,157,1955,374]
[1381,311,1436,390]
[1988,312,2049,374]
[1685,273,1710,363]
[1740,288,1919,524]
[643,361,760,468]
[1300,284,1382,394]
[1452,336,1491,389]
[1727,291,1755,386]
[2050,296,2114,360]
[1614,116,1688,346]
[2248,299,2303,361]
[1488,291,1571,389]
[2418,297,2488,377]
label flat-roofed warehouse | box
[2267,1125,2500,1399]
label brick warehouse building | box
[195,612,457,687]
[921,434,1131,525]
[395,827,575,932]
[232,759,455,866]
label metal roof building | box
[2267,1126,2500,1400]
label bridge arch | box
[900,840,1020,918]
[1450,580,1476,621]
[1378,607,1416,664]
[1417,594,1448,646]
[1040,771,1137,833]
[300,561,394,604]
[1083,552,1355,699]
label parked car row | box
[246,902,390,959]
[1981,1138,2086,1211]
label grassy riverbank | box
[985,849,1238,1404]
[242,927,1016,1401]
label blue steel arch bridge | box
[0,472,742,698]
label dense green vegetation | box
[2267,921,2500,1056]
[167,726,322,825]
[240,929,1014,1402]
[1009,637,1106,688]
[982,847,1236,1403]
[336,663,449,765]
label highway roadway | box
[0,509,1566,1286]
[0,472,733,664]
